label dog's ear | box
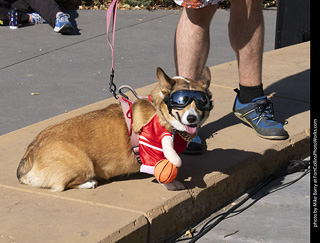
[157,67,175,93]
[198,66,211,89]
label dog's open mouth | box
[185,124,198,134]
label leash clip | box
[109,69,117,99]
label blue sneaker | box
[233,89,288,140]
[28,13,47,24]
[53,13,74,33]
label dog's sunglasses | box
[164,90,211,111]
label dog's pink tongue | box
[186,125,197,134]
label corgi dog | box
[17,67,213,192]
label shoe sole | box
[54,23,74,33]
[233,111,288,140]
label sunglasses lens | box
[167,90,210,110]
[194,93,208,108]
[171,92,190,105]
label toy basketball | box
[154,159,178,184]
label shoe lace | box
[58,13,70,22]
[255,99,275,121]
[30,13,46,24]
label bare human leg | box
[174,4,217,154]
[174,5,217,81]
[229,0,264,87]
[229,0,288,139]
[174,0,287,141]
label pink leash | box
[106,1,142,162]
[106,0,118,98]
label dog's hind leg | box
[77,179,98,189]
[21,141,96,192]
[50,156,96,192]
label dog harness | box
[117,87,187,171]
[117,85,150,163]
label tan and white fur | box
[17,67,212,191]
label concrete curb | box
[0,42,310,243]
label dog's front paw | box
[160,180,185,191]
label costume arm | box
[161,136,182,167]
[140,164,155,175]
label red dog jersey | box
[139,114,187,166]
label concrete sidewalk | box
[0,41,310,242]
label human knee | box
[228,0,264,31]
[184,5,217,27]
[229,0,263,15]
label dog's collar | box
[171,128,195,142]
[177,130,197,142]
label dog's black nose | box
[187,115,197,123]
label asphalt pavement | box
[0,8,277,135]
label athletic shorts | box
[174,0,222,9]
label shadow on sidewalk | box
[63,10,80,35]
[175,69,310,189]
[179,148,261,189]
[265,69,310,124]
[200,69,310,141]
